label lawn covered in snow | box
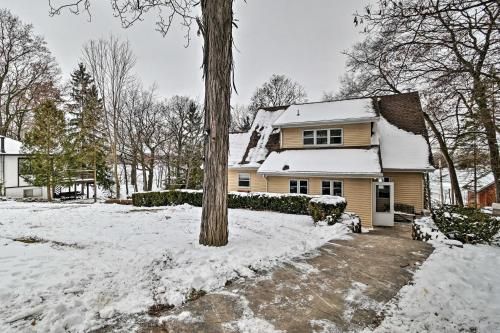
[0,201,349,332]
[371,233,500,332]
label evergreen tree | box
[23,100,67,201]
[67,63,112,200]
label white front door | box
[373,182,394,226]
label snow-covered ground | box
[371,224,500,332]
[0,201,349,333]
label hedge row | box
[132,190,347,218]
[432,206,500,244]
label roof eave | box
[257,171,383,178]
[272,117,378,128]
[383,167,435,173]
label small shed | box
[465,173,496,208]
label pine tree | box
[67,63,112,200]
[23,100,67,201]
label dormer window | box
[303,128,343,146]
[330,129,343,144]
[316,130,328,144]
[303,130,314,145]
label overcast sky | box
[0,0,367,105]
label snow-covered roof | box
[257,148,382,177]
[229,109,284,168]
[462,172,495,191]
[272,99,377,128]
[228,132,251,167]
[374,116,433,171]
[0,136,23,155]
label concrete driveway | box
[139,223,433,333]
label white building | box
[0,136,46,198]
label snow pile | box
[375,115,433,171]
[258,148,382,176]
[272,99,376,127]
[309,195,346,205]
[371,243,500,332]
[0,201,351,332]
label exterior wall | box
[467,185,496,208]
[266,176,373,228]
[5,186,46,199]
[384,172,424,213]
[281,122,372,148]
[228,169,267,192]
[1,155,45,198]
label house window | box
[303,130,314,145]
[383,177,392,182]
[330,129,343,145]
[18,158,32,177]
[238,173,250,187]
[316,130,328,145]
[321,180,343,196]
[290,179,308,194]
[302,128,343,146]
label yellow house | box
[228,92,434,228]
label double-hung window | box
[321,180,343,196]
[330,129,343,145]
[290,179,308,194]
[238,173,250,188]
[303,128,343,146]
[303,130,314,145]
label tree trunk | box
[112,139,120,199]
[199,0,232,246]
[131,151,138,192]
[474,80,500,203]
[147,150,155,191]
[423,112,464,207]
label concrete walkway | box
[140,224,433,333]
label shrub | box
[432,206,500,244]
[308,196,347,224]
[133,190,314,215]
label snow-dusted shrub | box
[132,190,312,215]
[308,196,347,224]
[228,192,312,215]
[432,206,500,244]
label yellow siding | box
[281,123,372,148]
[266,176,373,228]
[385,172,424,213]
[228,169,267,192]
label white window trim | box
[302,128,344,146]
[238,173,251,188]
[289,179,309,194]
[321,179,343,196]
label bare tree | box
[0,9,60,138]
[49,0,234,246]
[165,96,203,188]
[249,74,307,115]
[82,35,136,199]
[230,104,252,132]
[354,0,500,202]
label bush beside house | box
[428,206,500,244]
[132,190,353,228]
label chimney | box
[0,136,5,153]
